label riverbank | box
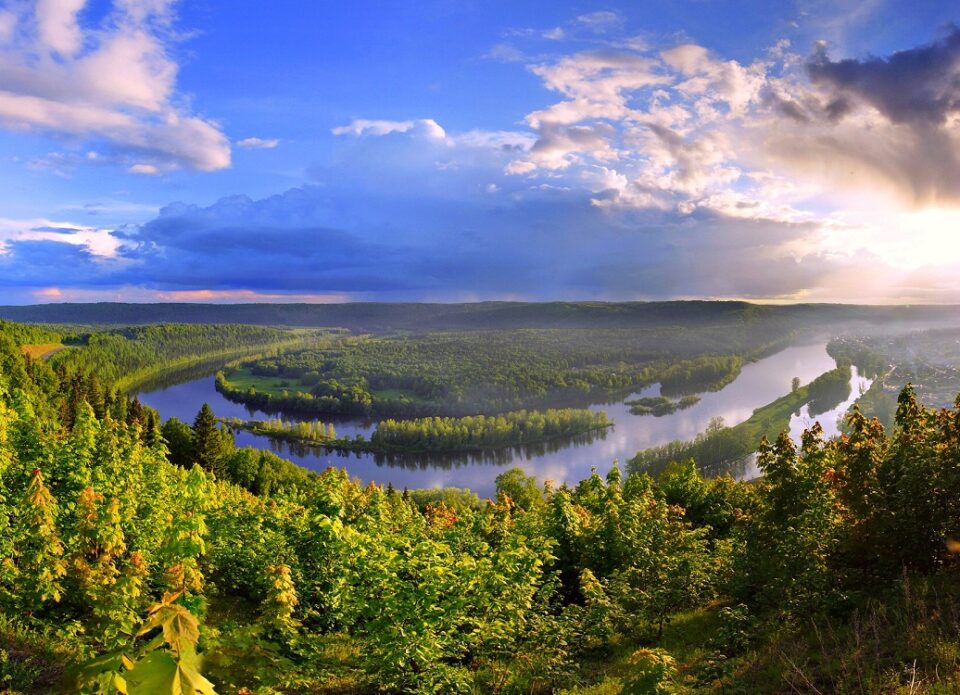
[629,365,854,475]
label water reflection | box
[138,341,842,498]
[789,366,872,441]
[736,366,873,481]
[241,429,610,471]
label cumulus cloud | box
[494,19,960,232]
[0,0,230,172]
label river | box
[138,340,861,497]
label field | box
[19,342,67,360]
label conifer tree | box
[192,404,225,475]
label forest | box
[215,329,788,418]
[3,317,960,693]
[47,324,327,393]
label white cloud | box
[452,129,535,151]
[236,137,280,149]
[0,216,123,258]
[491,23,960,289]
[128,163,159,175]
[0,0,231,172]
[332,118,447,140]
[36,0,86,57]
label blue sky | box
[1,0,959,303]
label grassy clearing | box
[19,343,67,360]
[220,367,298,398]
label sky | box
[0,0,959,304]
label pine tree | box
[192,404,225,475]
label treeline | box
[51,323,325,392]
[228,416,340,444]
[630,416,756,475]
[224,408,611,454]
[0,299,793,331]
[658,355,743,396]
[806,363,851,415]
[216,369,374,416]
[6,299,960,333]
[369,409,611,452]
[0,319,62,346]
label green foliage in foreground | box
[6,318,960,692]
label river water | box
[138,341,861,497]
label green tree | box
[495,467,544,511]
[161,418,194,468]
[12,468,67,609]
[192,405,226,475]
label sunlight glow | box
[892,208,960,269]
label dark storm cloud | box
[757,27,960,207]
[0,240,114,287]
[806,25,960,125]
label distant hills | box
[1,300,959,333]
